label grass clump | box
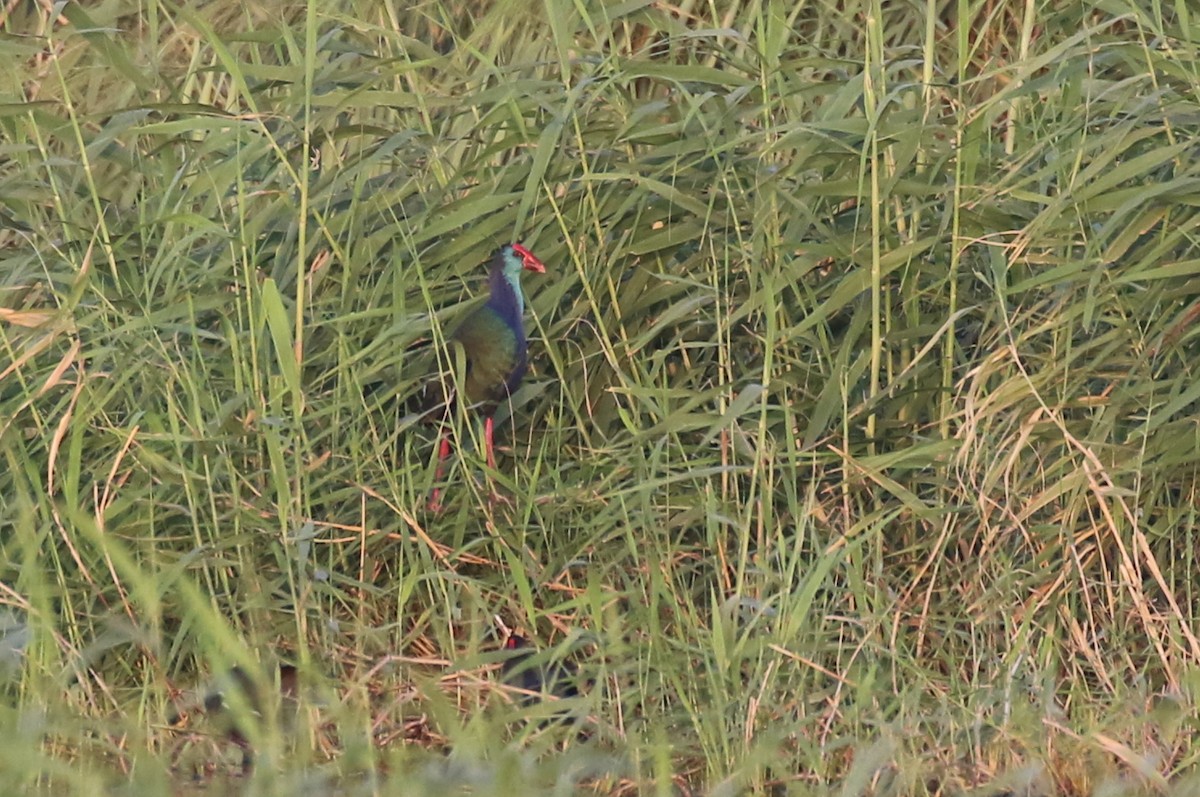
[3,0,1200,795]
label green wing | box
[451,306,518,405]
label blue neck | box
[487,264,525,327]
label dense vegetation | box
[2,0,1200,794]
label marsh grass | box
[3,0,1200,794]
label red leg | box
[484,415,496,471]
[428,431,453,511]
[482,415,513,507]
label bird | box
[499,634,580,707]
[195,663,300,774]
[429,242,546,508]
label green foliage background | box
[3,0,1200,794]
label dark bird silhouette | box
[199,663,299,773]
[499,634,580,706]
[429,243,546,508]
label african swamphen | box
[431,243,546,506]
[201,664,299,773]
[500,634,580,706]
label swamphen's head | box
[495,243,546,279]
